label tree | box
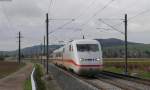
[0,56,4,61]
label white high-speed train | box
[50,39,103,75]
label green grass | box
[103,58,150,79]
[24,78,32,90]
[103,67,124,74]
[140,72,150,79]
[34,64,46,90]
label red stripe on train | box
[65,60,102,67]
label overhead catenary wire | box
[96,27,111,31]
[49,18,74,21]
[128,9,150,20]
[97,8,150,35]
[47,0,150,41]
[63,0,116,37]
[0,4,14,32]
[98,18,123,20]
[49,19,75,34]
[102,8,150,27]
[47,0,97,34]
[48,0,53,15]
[108,9,150,29]
[98,19,124,34]
[75,0,96,19]
[80,0,115,28]
[48,0,114,35]
[47,0,115,35]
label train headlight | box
[80,58,84,61]
[96,58,100,61]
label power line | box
[47,0,114,34]
[49,18,74,21]
[47,0,115,39]
[98,19,124,34]
[108,9,150,28]
[49,19,75,34]
[128,9,150,20]
[75,0,96,19]
[49,27,81,33]
[89,0,115,19]
[0,4,13,31]
[80,0,115,28]
[48,0,53,15]
[47,0,97,32]
[96,27,111,31]
[112,22,123,27]
[98,18,124,28]
[99,18,123,20]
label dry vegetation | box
[103,58,150,79]
[0,61,25,79]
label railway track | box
[54,65,124,90]
[95,71,150,90]
[49,64,150,90]
[48,64,99,90]
[101,71,150,86]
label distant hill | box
[103,44,150,58]
[95,38,142,47]
[20,44,63,56]
[95,38,150,58]
[0,38,150,58]
[0,45,63,57]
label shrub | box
[34,64,46,90]
[0,56,4,61]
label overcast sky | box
[0,0,150,51]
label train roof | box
[52,39,100,53]
[71,39,99,44]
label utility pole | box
[46,13,49,74]
[40,43,42,64]
[43,36,46,66]
[36,46,38,62]
[124,14,128,74]
[83,35,85,39]
[18,32,21,64]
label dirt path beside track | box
[0,63,33,90]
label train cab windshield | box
[76,44,99,52]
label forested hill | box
[95,38,150,58]
[0,38,150,58]
[95,38,142,47]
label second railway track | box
[96,71,150,90]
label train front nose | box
[77,66,102,76]
[77,57,103,75]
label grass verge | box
[24,77,32,90]
[34,64,46,90]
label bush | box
[0,56,4,61]
[34,64,46,90]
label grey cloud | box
[0,0,150,51]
